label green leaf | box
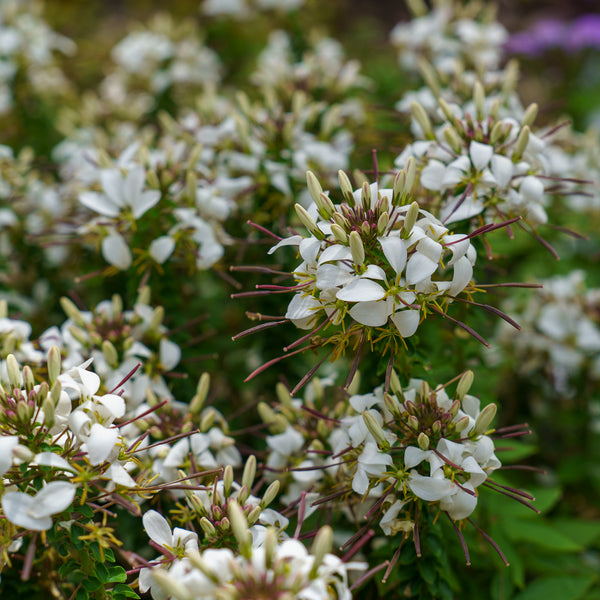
[506,519,583,552]
[112,583,140,599]
[107,566,128,583]
[490,523,524,587]
[553,519,600,548]
[496,440,538,463]
[513,575,595,600]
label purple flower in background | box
[566,14,600,51]
[506,14,600,56]
[505,18,567,56]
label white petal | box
[285,294,321,328]
[143,509,173,546]
[519,176,544,201]
[79,191,120,217]
[379,236,407,275]
[149,236,175,263]
[268,235,302,255]
[336,278,386,302]
[160,338,181,370]
[491,154,513,188]
[100,169,126,207]
[416,237,443,262]
[318,244,352,265]
[29,481,76,518]
[349,299,392,326]
[105,463,136,487]
[362,264,387,280]
[440,484,478,520]
[408,472,454,501]
[97,393,126,418]
[404,446,430,469]
[420,161,446,191]
[469,141,494,171]
[391,309,420,337]
[85,423,119,465]
[0,436,18,476]
[102,233,132,270]
[2,492,52,530]
[406,253,438,284]
[447,256,473,296]
[32,452,76,473]
[132,190,161,219]
[79,366,101,396]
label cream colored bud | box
[349,231,365,267]
[247,505,262,526]
[50,381,62,407]
[418,58,440,97]
[264,527,277,569]
[417,432,430,450]
[60,297,86,327]
[407,415,420,432]
[242,455,257,490]
[149,306,164,331]
[22,366,34,393]
[146,169,160,190]
[0,299,6,319]
[360,181,371,210]
[331,223,349,244]
[332,212,351,231]
[295,204,325,240]
[456,370,474,400]
[502,60,520,98]
[490,120,506,145]
[6,354,21,389]
[438,96,455,122]
[521,103,538,128]
[407,0,427,17]
[199,409,216,432]
[223,465,234,496]
[363,411,390,452]
[377,212,390,236]
[228,501,252,557]
[384,392,402,418]
[136,285,151,306]
[474,403,497,436]
[454,415,470,432]
[306,171,323,205]
[190,372,210,414]
[310,525,333,578]
[389,369,403,397]
[258,401,277,426]
[317,192,335,220]
[512,126,530,162]
[411,101,434,139]
[443,126,463,154]
[261,480,280,508]
[185,144,204,171]
[338,170,355,204]
[473,81,485,121]
[199,517,217,538]
[102,340,119,368]
[347,370,361,395]
[402,201,420,239]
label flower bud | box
[228,501,252,558]
[377,212,390,236]
[200,409,216,432]
[190,372,210,415]
[151,570,193,600]
[512,126,530,162]
[490,120,506,145]
[418,58,440,96]
[310,525,333,578]
[247,505,262,525]
[149,306,165,332]
[456,370,474,400]
[295,204,325,240]
[306,171,323,205]
[22,366,34,393]
[437,96,455,122]
[6,354,21,389]
[242,455,257,490]
[443,126,463,154]
[60,297,87,327]
[407,415,420,432]
[417,432,430,450]
[349,231,365,267]
[331,223,349,244]
[521,103,538,128]
[362,411,390,452]
[411,101,434,139]
[402,202,420,239]
[102,340,119,368]
[199,517,217,538]
[361,181,371,210]
[42,396,55,429]
[473,403,497,436]
[338,170,355,205]
[261,480,280,508]
[473,81,485,121]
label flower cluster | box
[267,168,477,361]
[491,270,600,394]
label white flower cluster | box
[395,82,554,227]
[142,512,362,600]
[202,0,305,19]
[110,14,221,96]
[0,351,138,534]
[252,30,370,106]
[342,377,501,525]
[271,173,476,342]
[0,0,75,113]
[492,270,600,393]
[390,0,507,75]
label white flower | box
[2,481,77,530]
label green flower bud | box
[60,297,86,327]
[456,370,474,400]
[261,480,280,509]
[411,101,434,139]
[102,340,119,368]
[349,231,365,267]
[338,170,355,205]
[295,204,325,240]
[363,411,390,452]
[242,455,257,490]
[306,171,323,205]
[417,432,430,450]
[6,354,21,389]
[309,525,333,578]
